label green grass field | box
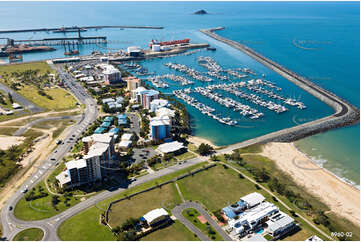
[0,61,77,111]
[177,165,256,212]
[14,181,82,221]
[108,183,181,227]
[13,228,44,241]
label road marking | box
[34,175,38,179]
[30,180,33,183]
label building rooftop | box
[305,235,323,241]
[241,192,265,208]
[102,98,115,104]
[142,208,169,224]
[266,211,294,233]
[56,171,71,185]
[104,116,114,122]
[121,133,133,141]
[91,133,113,144]
[66,159,87,170]
[109,128,120,134]
[118,140,132,148]
[150,116,171,126]
[157,141,184,154]
[156,107,175,118]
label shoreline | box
[187,135,220,149]
[291,142,360,190]
[261,142,360,226]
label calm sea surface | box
[0,1,359,185]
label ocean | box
[0,1,359,185]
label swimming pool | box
[255,228,264,234]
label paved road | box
[0,64,98,241]
[13,115,80,136]
[0,82,43,113]
[172,201,232,241]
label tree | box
[51,195,60,209]
[111,226,121,235]
[197,143,214,156]
[8,93,13,103]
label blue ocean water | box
[0,1,359,184]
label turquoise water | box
[0,1,359,185]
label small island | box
[194,9,208,15]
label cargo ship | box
[149,38,190,48]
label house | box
[156,141,185,155]
[117,113,128,125]
[12,103,22,109]
[266,211,296,239]
[102,98,115,104]
[117,133,133,150]
[94,127,107,134]
[141,208,170,227]
[222,200,247,219]
[103,116,114,123]
[241,192,265,209]
[149,116,171,140]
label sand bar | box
[261,142,360,226]
[188,135,220,149]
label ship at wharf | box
[200,27,359,145]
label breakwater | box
[0,25,163,34]
[200,27,359,146]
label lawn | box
[141,220,199,241]
[108,183,181,227]
[57,206,115,241]
[177,165,256,212]
[182,208,223,241]
[19,85,77,111]
[234,144,263,154]
[176,151,196,161]
[14,181,82,221]
[13,228,44,241]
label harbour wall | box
[200,27,359,148]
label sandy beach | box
[261,142,360,226]
[188,135,220,149]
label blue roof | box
[222,207,237,219]
[117,114,127,119]
[104,116,114,122]
[94,127,106,134]
[118,119,127,125]
[101,121,111,128]
[109,128,120,134]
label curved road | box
[172,201,232,241]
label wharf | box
[14,36,107,46]
[200,27,359,142]
[0,25,163,34]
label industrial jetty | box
[200,27,359,146]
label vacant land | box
[108,183,181,227]
[141,220,199,241]
[177,165,255,212]
[0,129,43,189]
[0,61,77,111]
[13,228,44,241]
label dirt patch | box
[0,135,25,150]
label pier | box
[0,25,163,34]
[13,36,107,46]
[200,27,359,143]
